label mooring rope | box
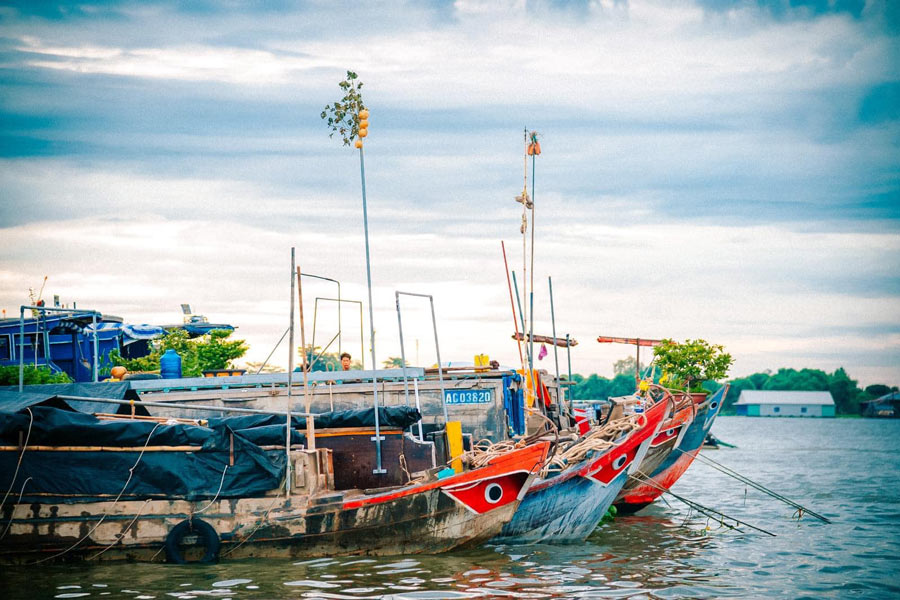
[0,476,32,540]
[85,498,152,561]
[629,471,776,537]
[541,415,641,476]
[1,407,34,510]
[193,464,229,516]
[31,422,163,564]
[680,448,831,523]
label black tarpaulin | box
[0,382,149,416]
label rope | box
[31,422,163,564]
[219,494,284,558]
[681,449,831,524]
[629,471,776,537]
[0,477,32,540]
[541,414,641,476]
[1,407,34,510]
[85,499,152,561]
[193,465,229,515]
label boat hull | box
[0,442,548,564]
[614,386,727,513]
[493,398,667,544]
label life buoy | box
[164,518,220,564]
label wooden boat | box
[614,384,728,513]
[492,393,668,543]
[0,394,549,564]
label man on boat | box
[340,352,352,371]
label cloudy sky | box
[1,0,897,385]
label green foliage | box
[300,346,362,372]
[653,338,733,392]
[570,373,636,401]
[110,329,247,377]
[721,366,893,416]
[865,384,895,398]
[613,356,645,377]
[321,71,366,146]
[197,329,249,371]
[0,365,72,386]
[382,356,408,369]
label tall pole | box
[285,248,296,496]
[359,143,385,475]
[297,267,314,451]
[529,137,536,387]
[501,241,525,369]
[548,276,559,378]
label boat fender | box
[164,518,220,564]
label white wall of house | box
[758,404,825,417]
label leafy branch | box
[321,70,366,146]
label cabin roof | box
[735,390,834,406]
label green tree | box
[0,365,72,386]
[653,338,733,391]
[110,329,248,377]
[749,371,771,389]
[865,384,894,398]
[828,367,862,415]
[613,356,645,377]
[722,376,756,413]
[197,329,248,371]
[382,356,408,369]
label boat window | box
[0,334,10,360]
[773,406,780,413]
[801,407,807,413]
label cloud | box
[0,0,898,384]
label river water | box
[2,417,898,599]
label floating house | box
[734,390,835,417]
[860,392,899,418]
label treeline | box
[567,367,897,416]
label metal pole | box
[529,145,536,388]
[297,267,314,452]
[285,248,296,496]
[501,241,525,368]
[91,313,99,382]
[300,273,342,360]
[396,291,449,425]
[55,395,315,418]
[549,276,566,418]
[511,272,530,365]
[429,295,448,425]
[359,144,385,474]
[395,292,411,408]
[566,333,573,407]
[635,339,641,386]
[18,307,24,391]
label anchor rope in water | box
[31,422,163,564]
[679,448,831,523]
[629,471,776,537]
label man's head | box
[340,352,352,370]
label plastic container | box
[160,349,182,379]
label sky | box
[0,0,898,386]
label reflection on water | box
[2,418,899,599]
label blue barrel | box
[160,349,182,379]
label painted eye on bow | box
[485,483,504,504]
